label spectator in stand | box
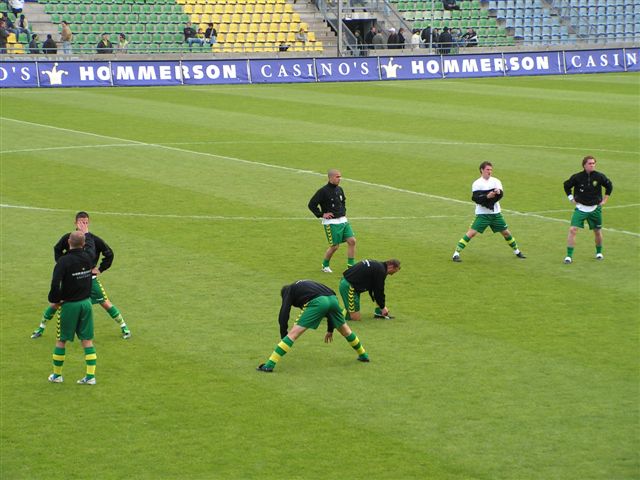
[443,0,460,11]
[372,28,384,49]
[42,33,57,54]
[420,25,431,48]
[295,27,307,43]
[28,32,40,54]
[204,23,217,44]
[183,21,204,49]
[387,27,398,49]
[439,26,452,54]
[411,28,421,49]
[432,28,441,51]
[96,33,113,54]
[451,27,463,48]
[117,33,128,53]
[0,20,8,54]
[462,27,478,46]
[60,20,72,55]
[1,12,16,35]
[398,27,406,49]
[15,13,28,37]
[354,29,364,56]
[278,41,289,51]
[9,0,24,18]
[364,25,376,50]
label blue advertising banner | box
[564,49,627,74]
[110,61,183,86]
[315,57,380,82]
[379,56,442,80]
[442,53,505,78]
[503,51,562,76]
[38,61,112,87]
[0,62,38,88]
[0,48,636,89]
[624,47,639,72]
[249,58,316,83]
[180,60,250,85]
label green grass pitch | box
[1,74,638,479]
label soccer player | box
[562,155,613,263]
[452,162,526,262]
[308,169,356,273]
[31,211,131,339]
[47,231,97,385]
[257,280,370,372]
[340,259,401,321]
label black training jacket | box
[342,259,388,310]
[48,249,93,303]
[563,170,613,206]
[54,232,114,272]
[308,183,347,218]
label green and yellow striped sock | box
[265,336,294,369]
[107,305,125,327]
[52,346,65,376]
[347,257,355,267]
[504,235,518,250]
[345,332,367,359]
[456,235,471,252]
[84,346,97,379]
[41,305,57,325]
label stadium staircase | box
[9,0,337,54]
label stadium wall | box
[1,47,637,88]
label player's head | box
[75,211,90,232]
[385,259,401,275]
[479,161,493,179]
[328,169,342,185]
[582,155,596,172]
[68,230,85,249]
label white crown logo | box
[381,58,402,79]
[42,63,69,86]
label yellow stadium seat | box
[246,32,256,42]
[259,23,269,33]
[201,13,211,23]
[307,31,316,42]
[254,4,264,13]
[226,32,236,42]
[269,23,279,32]
[222,45,233,53]
[211,13,221,23]
[222,13,232,22]
[211,42,221,52]
[274,3,284,13]
[256,32,266,42]
[264,4,275,13]
[237,0,247,4]
[300,22,308,31]
[186,0,196,4]
[281,12,291,22]
[236,32,246,42]
[266,32,276,43]
[291,13,300,23]
[217,33,226,42]
[184,5,194,14]
[249,23,259,33]
[190,13,200,22]
[239,23,249,33]
[176,0,186,4]
[214,4,224,14]
[292,43,304,52]
[229,23,239,33]
[231,13,241,22]
[224,4,234,13]
[203,5,213,14]
[289,22,300,32]
[314,41,323,51]
[262,13,272,22]
[279,22,289,32]
[219,23,229,33]
[244,4,254,13]
[276,32,286,42]
[286,31,296,42]
[272,13,281,22]
[284,4,293,13]
[194,4,204,14]
[241,13,251,22]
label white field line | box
[1,117,639,237]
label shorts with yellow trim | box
[57,298,94,342]
[471,213,508,234]
[323,222,354,246]
[295,295,346,331]
[570,206,602,230]
[339,277,360,314]
[90,277,109,305]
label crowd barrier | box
[1,47,637,88]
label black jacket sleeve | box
[93,235,114,272]
[370,267,387,309]
[472,189,502,210]
[278,290,293,338]
[601,173,613,196]
[308,189,324,218]
[48,261,65,303]
[53,234,69,262]
[563,174,577,197]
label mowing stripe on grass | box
[2,117,639,237]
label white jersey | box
[472,176,503,215]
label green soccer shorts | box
[339,277,360,315]
[471,213,508,234]
[90,277,109,305]
[323,222,355,246]
[570,206,602,230]
[57,298,94,342]
[295,295,346,331]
